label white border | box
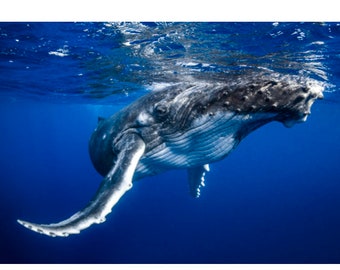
[1,0,339,21]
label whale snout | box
[278,81,324,127]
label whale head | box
[212,73,325,128]
[143,73,326,135]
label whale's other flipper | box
[17,133,145,237]
[187,164,210,198]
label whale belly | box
[135,111,271,178]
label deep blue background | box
[0,22,339,263]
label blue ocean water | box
[0,22,340,263]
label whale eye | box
[154,102,169,117]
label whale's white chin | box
[282,114,308,128]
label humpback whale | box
[17,72,324,237]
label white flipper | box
[17,133,145,237]
[187,164,210,198]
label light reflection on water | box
[0,22,337,103]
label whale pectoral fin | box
[187,164,210,198]
[17,133,145,237]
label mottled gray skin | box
[89,72,323,179]
[18,72,324,237]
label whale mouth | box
[282,113,309,128]
[278,79,325,128]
